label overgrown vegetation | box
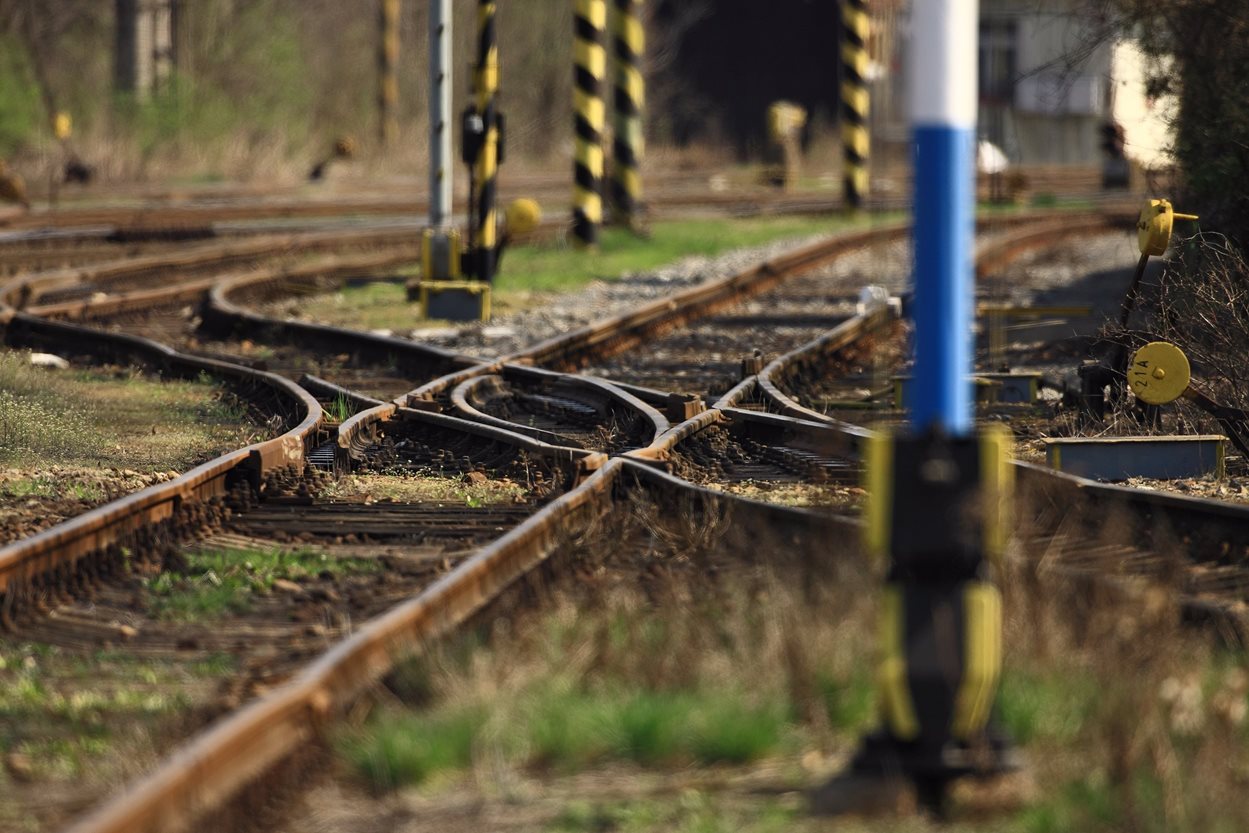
[338,585,872,793]
[323,502,1249,832]
[1090,1,1249,239]
[319,472,527,507]
[1144,234,1249,419]
[0,0,587,177]
[0,640,233,829]
[0,350,258,470]
[146,546,378,621]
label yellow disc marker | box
[1137,198,1198,257]
[1128,341,1190,405]
[505,198,541,237]
[53,112,72,141]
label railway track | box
[5,206,1191,833]
[747,251,1249,638]
[1,214,912,833]
[0,178,884,235]
[5,240,480,404]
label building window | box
[979,19,1017,106]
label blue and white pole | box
[909,0,978,435]
[814,0,1016,815]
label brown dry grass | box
[285,491,1249,833]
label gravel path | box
[418,233,841,359]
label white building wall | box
[977,0,1135,166]
[1110,40,1176,169]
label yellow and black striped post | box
[573,0,607,248]
[610,0,644,231]
[841,0,870,209]
[377,0,401,148]
[473,0,500,281]
[829,427,1015,810]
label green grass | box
[1012,776,1137,833]
[552,794,798,833]
[0,641,236,785]
[0,34,44,156]
[288,215,896,333]
[997,667,1098,745]
[342,707,483,792]
[323,393,355,423]
[0,350,260,470]
[495,214,889,296]
[146,546,378,621]
[815,667,876,731]
[0,476,104,502]
[341,679,789,791]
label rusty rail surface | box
[449,364,670,448]
[974,212,1128,279]
[62,456,624,833]
[0,313,323,607]
[201,258,479,378]
[54,216,906,833]
[38,207,1141,833]
[1,183,867,234]
[0,226,423,315]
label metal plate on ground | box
[1045,435,1225,481]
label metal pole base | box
[812,729,1019,817]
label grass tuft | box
[997,668,1097,745]
[146,546,377,621]
[342,707,482,792]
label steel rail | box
[449,364,669,448]
[55,217,908,833]
[0,313,322,608]
[202,258,479,377]
[745,262,1249,637]
[0,225,424,314]
[63,447,865,833]
[0,185,886,233]
[42,207,1134,833]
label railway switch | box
[1075,199,1197,424]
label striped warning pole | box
[474,0,500,281]
[840,0,869,209]
[377,0,400,148]
[610,0,644,231]
[573,0,606,248]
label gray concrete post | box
[429,0,452,228]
